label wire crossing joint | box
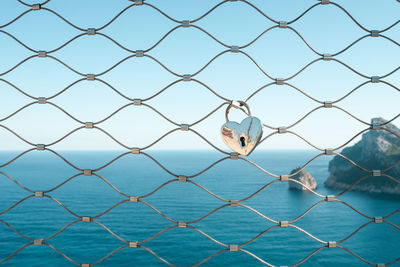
[320,0,330,4]
[328,241,336,248]
[38,51,47,58]
[37,97,47,104]
[324,101,333,108]
[36,144,45,151]
[279,21,288,28]
[35,191,44,197]
[372,170,382,177]
[275,78,284,85]
[371,123,380,130]
[230,46,239,53]
[82,217,91,223]
[34,239,43,245]
[326,195,335,202]
[182,74,192,81]
[133,99,142,106]
[230,152,239,159]
[135,50,144,57]
[280,221,289,227]
[180,124,189,131]
[81,264,90,267]
[230,200,239,207]
[278,127,287,134]
[134,0,143,5]
[32,4,41,10]
[85,122,94,129]
[86,74,95,81]
[131,148,140,154]
[181,20,190,27]
[230,100,242,109]
[371,76,380,83]
[323,54,332,61]
[87,28,96,35]
[178,222,187,228]
[370,30,379,37]
[129,241,138,248]
[376,264,386,267]
[280,175,289,181]
[324,148,334,155]
[129,196,139,202]
[374,217,383,223]
[178,176,187,182]
[229,245,239,251]
[83,170,92,176]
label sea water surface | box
[0,150,399,266]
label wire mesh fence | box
[0,0,399,266]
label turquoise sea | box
[0,150,399,266]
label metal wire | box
[0,0,399,266]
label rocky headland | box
[289,167,317,191]
[325,118,400,194]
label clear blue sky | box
[0,0,399,151]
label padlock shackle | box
[225,100,251,122]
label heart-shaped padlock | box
[221,101,263,156]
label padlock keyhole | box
[240,136,246,147]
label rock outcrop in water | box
[325,118,400,194]
[289,167,317,191]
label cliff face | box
[325,118,400,194]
